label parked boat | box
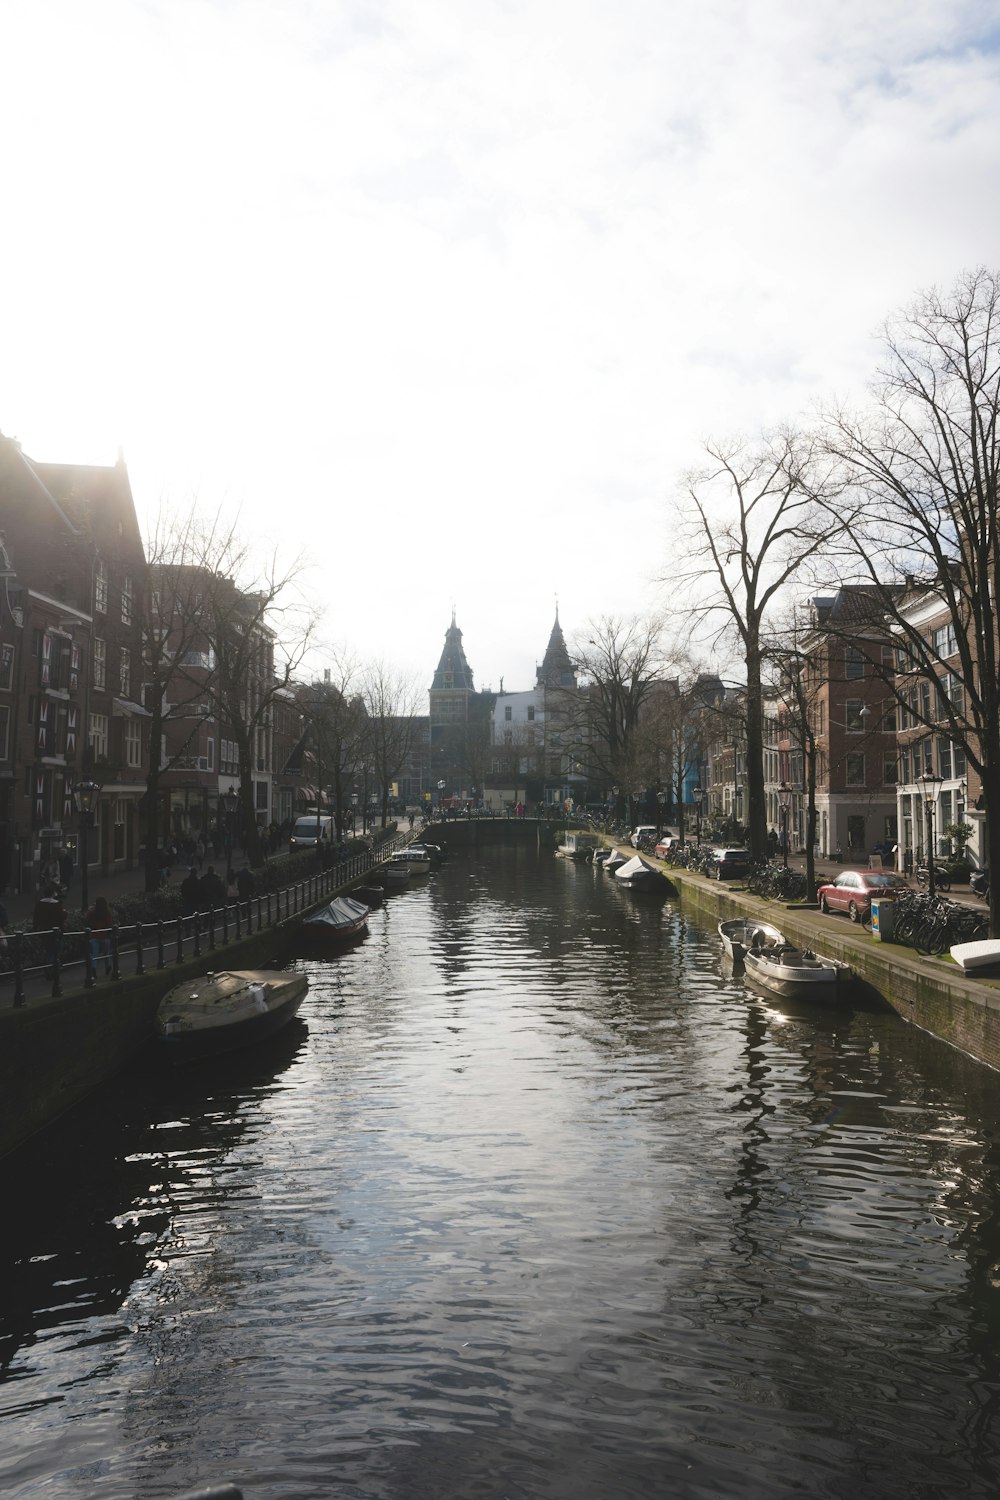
[557,831,601,860]
[742,941,850,1000]
[301,895,370,945]
[409,842,444,865]
[351,883,384,908]
[379,862,412,887]
[950,939,1000,972]
[391,849,431,874]
[599,849,628,875]
[718,918,785,963]
[614,855,668,891]
[156,969,308,1061]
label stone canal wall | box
[668,868,1000,1072]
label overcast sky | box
[3,0,1000,694]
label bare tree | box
[672,431,847,861]
[361,662,422,827]
[298,654,366,840]
[823,268,1000,929]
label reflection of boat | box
[950,939,1000,972]
[614,855,668,891]
[742,942,850,1000]
[301,895,370,945]
[718,918,784,963]
[156,970,308,1061]
[557,831,601,860]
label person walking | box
[181,866,201,916]
[198,865,225,910]
[58,846,74,892]
[32,883,66,976]
[83,895,114,976]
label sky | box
[3,0,1000,695]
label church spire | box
[432,612,476,692]
[537,609,576,690]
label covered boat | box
[742,942,850,1000]
[950,939,1000,972]
[614,855,668,891]
[156,969,308,1062]
[599,849,628,875]
[301,895,370,945]
[719,918,785,963]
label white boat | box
[742,941,850,1000]
[379,861,412,886]
[718,918,785,963]
[391,849,431,874]
[614,855,668,891]
[557,831,601,860]
[599,849,628,874]
[950,939,1000,972]
[156,969,308,1061]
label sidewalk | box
[1,856,221,926]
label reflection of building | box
[0,435,146,893]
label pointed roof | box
[431,611,476,692]
[536,608,576,690]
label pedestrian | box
[195,836,206,869]
[198,865,225,910]
[236,863,256,904]
[181,866,201,915]
[408,810,415,831]
[40,853,60,889]
[58,846,74,891]
[84,895,114,976]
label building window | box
[845,648,865,681]
[206,737,215,771]
[120,648,131,697]
[845,752,865,786]
[845,699,867,732]
[122,575,133,625]
[898,746,910,784]
[94,560,108,614]
[527,706,535,721]
[933,623,958,659]
[89,713,108,758]
[881,699,896,733]
[93,638,106,690]
[504,706,512,721]
[938,737,953,778]
[883,753,898,784]
[954,742,967,776]
[0,704,8,760]
[0,643,12,691]
[125,720,142,768]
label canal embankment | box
[664,865,1000,1072]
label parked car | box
[816,869,910,922]
[654,834,680,858]
[709,847,752,880]
[630,825,659,848]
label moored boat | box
[351,883,384,908]
[742,941,850,1000]
[614,855,669,891]
[557,831,601,860]
[718,918,785,963]
[156,969,308,1062]
[599,849,628,875]
[379,861,412,886]
[301,895,370,945]
[391,849,431,874]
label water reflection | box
[5,849,1000,1497]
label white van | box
[290,815,334,850]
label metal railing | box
[2,834,407,1009]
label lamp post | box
[437,779,445,818]
[918,770,943,897]
[73,779,101,915]
[778,780,792,869]
[656,788,665,838]
[693,785,704,845]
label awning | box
[112,697,152,718]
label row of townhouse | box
[698,584,983,871]
[0,433,312,896]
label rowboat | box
[156,969,308,1061]
[742,942,850,1000]
[718,918,785,962]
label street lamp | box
[225,787,238,867]
[778,780,792,869]
[918,770,943,897]
[656,788,665,837]
[692,785,704,845]
[73,779,101,914]
[437,779,445,818]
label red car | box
[816,869,910,922]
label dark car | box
[816,869,910,922]
[710,847,752,880]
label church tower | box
[536,607,577,691]
[429,612,492,800]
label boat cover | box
[304,896,370,931]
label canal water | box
[5,845,1000,1500]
